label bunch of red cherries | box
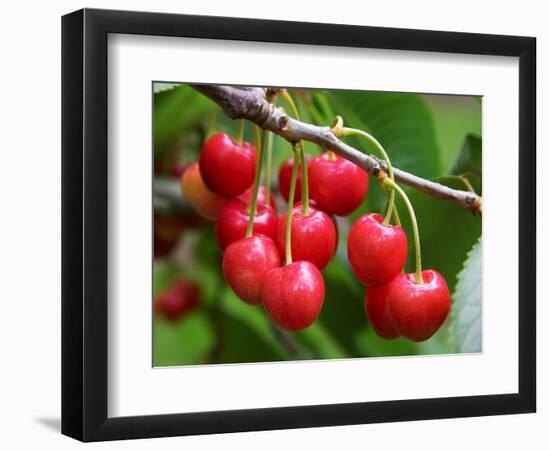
[180,121,450,341]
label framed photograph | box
[61,8,536,442]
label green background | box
[153,84,482,366]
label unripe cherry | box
[180,162,225,221]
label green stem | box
[264,132,273,205]
[280,90,310,217]
[341,127,395,224]
[281,89,301,121]
[384,177,423,283]
[245,127,265,238]
[285,146,300,265]
[236,119,245,145]
[298,143,310,216]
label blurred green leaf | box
[452,238,482,353]
[153,312,215,366]
[153,82,179,94]
[450,134,482,194]
[154,85,216,156]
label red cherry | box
[262,261,325,331]
[347,213,408,285]
[155,280,200,321]
[387,270,451,342]
[238,185,276,209]
[215,199,278,251]
[364,284,399,339]
[199,133,256,197]
[278,156,310,202]
[277,204,337,270]
[223,235,282,305]
[180,162,225,221]
[309,152,369,216]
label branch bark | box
[190,84,482,214]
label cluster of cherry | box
[180,126,450,341]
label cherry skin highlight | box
[347,213,408,285]
[199,133,256,197]
[387,270,451,342]
[364,284,399,339]
[223,235,282,305]
[278,156,310,202]
[238,185,276,209]
[215,198,278,251]
[180,162,225,221]
[309,152,369,216]
[277,204,337,270]
[262,260,325,331]
[154,280,201,321]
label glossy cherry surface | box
[277,204,337,270]
[215,198,278,251]
[387,270,451,342]
[309,152,369,216]
[364,284,399,339]
[199,133,256,197]
[238,185,276,209]
[262,260,325,331]
[347,213,408,285]
[223,235,282,305]
[278,156,309,202]
[154,280,200,321]
[180,162,225,221]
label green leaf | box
[450,134,482,194]
[451,134,481,174]
[154,84,217,156]
[153,312,215,366]
[329,91,441,178]
[452,238,482,353]
[153,82,180,94]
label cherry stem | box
[245,126,265,238]
[383,177,423,284]
[341,127,395,225]
[285,145,300,265]
[298,143,310,216]
[264,132,273,205]
[280,90,310,217]
[236,118,245,145]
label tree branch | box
[190,84,482,214]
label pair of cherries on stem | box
[348,212,451,342]
[225,143,332,331]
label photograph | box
[152,83,482,367]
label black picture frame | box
[62,8,536,442]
